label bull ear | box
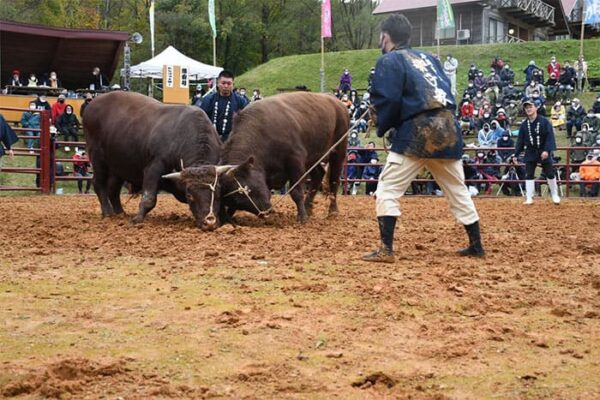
[162,172,182,181]
[215,165,237,175]
[246,156,255,167]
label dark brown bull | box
[83,91,222,228]
[163,92,349,229]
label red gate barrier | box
[342,146,600,197]
[0,106,51,193]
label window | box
[488,18,505,43]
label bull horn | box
[162,172,182,180]
[215,165,238,175]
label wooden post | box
[577,1,586,93]
[213,35,217,66]
[39,110,51,194]
[320,36,325,93]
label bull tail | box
[321,162,331,195]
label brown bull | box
[163,92,349,229]
[84,91,221,227]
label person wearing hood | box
[477,123,495,147]
[550,101,566,129]
[497,130,514,161]
[56,104,80,152]
[489,120,505,144]
[477,108,493,130]
[27,73,38,87]
[566,98,586,138]
[515,97,560,204]
[495,108,509,129]
[523,61,538,86]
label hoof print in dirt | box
[352,372,396,389]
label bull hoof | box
[297,215,309,224]
[327,210,339,218]
[131,215,145,224]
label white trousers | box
[375,152,480,225]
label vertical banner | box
[149,0,155,57]
[584,0,600,24]
[208,0,217,38]
[180,67,189,88]
[321,0,332,38]
[436,0,456,39]
[166,66,174,88]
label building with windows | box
[373,0,589,46]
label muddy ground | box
[0,194,599,399]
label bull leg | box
[131,163,163,224]
[325,149,345,217]
[304,166,325,217]
[287,167,309,223]
[91,161,114,217]
[107,175,125,215]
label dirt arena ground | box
[0,194,599,399]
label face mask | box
[370,159,377,164]
[58,99,64,103]
[576,138,582,143]
[29,105,36,110]
[66,110,72,114]
[40,97,46,102]
[477,94,482,98]
[51,74,57,79]
[503,136,509,141]
[484,113,490,118]
[597,139,600,144]
[477,153,484,158]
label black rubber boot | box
[458,221,485,257]
[362,216,396,263]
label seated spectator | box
[343,151,361,195]
[27,73,38,87]
[505,100,520,126]
[578,150,600,197]
[477,123,494,147]
[340,93,353,109]
[51,94,68,125]
[462,154,480,196]
[463,81,477,100]
[90,67,109,90]
[474,71,487,92]
[496,130,514,161]
[367,67,375,91]
[472,91,489,115]
[339,68,352,93]
[523,60,538,86]
[499,64,515,86]
[592,93,600,114]
[480,150,502,194]
[80,93,94,119]
[359,141,378,164]
[484,68,501,103]
[525,80,544,98]
[20,101,41,152]
[191,86,204,105]
[545,73,559,101]
[547,56,561,78]
[56,105,80,151]
[7,69,23,87]
[411,168,437,195]
[237,88,250,103]
[550,101,566,129]
[531,90,546,116]
[460,99,475,132]
[583,110,600,134]
[500,82,519,105]
[566,98,586,138]
[495,107,509,130]
[532,67,544,85]
[362,158,381,196]
[500,154,525,196]
[72,149,92,194]
[40,71,61,88]
[34,94,52,111]
[558,67,574,102]
[490,56,505,73]
[352,102,370,133]
[252,88,262,101]
[349,89,360,107]
[489,120,505,144]
[467,64,479,82]
[477,107,493,130]
[570,133,588,172]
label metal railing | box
[492,0,555,25]
[342,146,600,197]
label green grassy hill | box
[237,39,600,96]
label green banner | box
[208,0,216,38]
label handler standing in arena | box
[514,98,560,205]
[363,14,485,263]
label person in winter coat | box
[339,68,352,93]
[499,64,515,86]
[56,105,80,151]
[592,93,600,114]
[20,101,41,151]
[34,94,51,111]
[477,123,495,147]
[362,158,381,196]
[500,154,526,196]
[51,94,68,125]
[72,149,92,194]
[550,101,566,129]
[566,98,586,138]
[582,111,600,135]
[6,70,23,88]
[496,130,515,161]
[578,151,600,197]
[570,132,588,172]
[523,61,539,86]
[0,114,18,163]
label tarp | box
[127,45,222,80]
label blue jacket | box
[199,91,248,141]
[0,114,19,157]
[370,47,463,159]
[514,115,556,162]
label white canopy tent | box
[126,45,222,80]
